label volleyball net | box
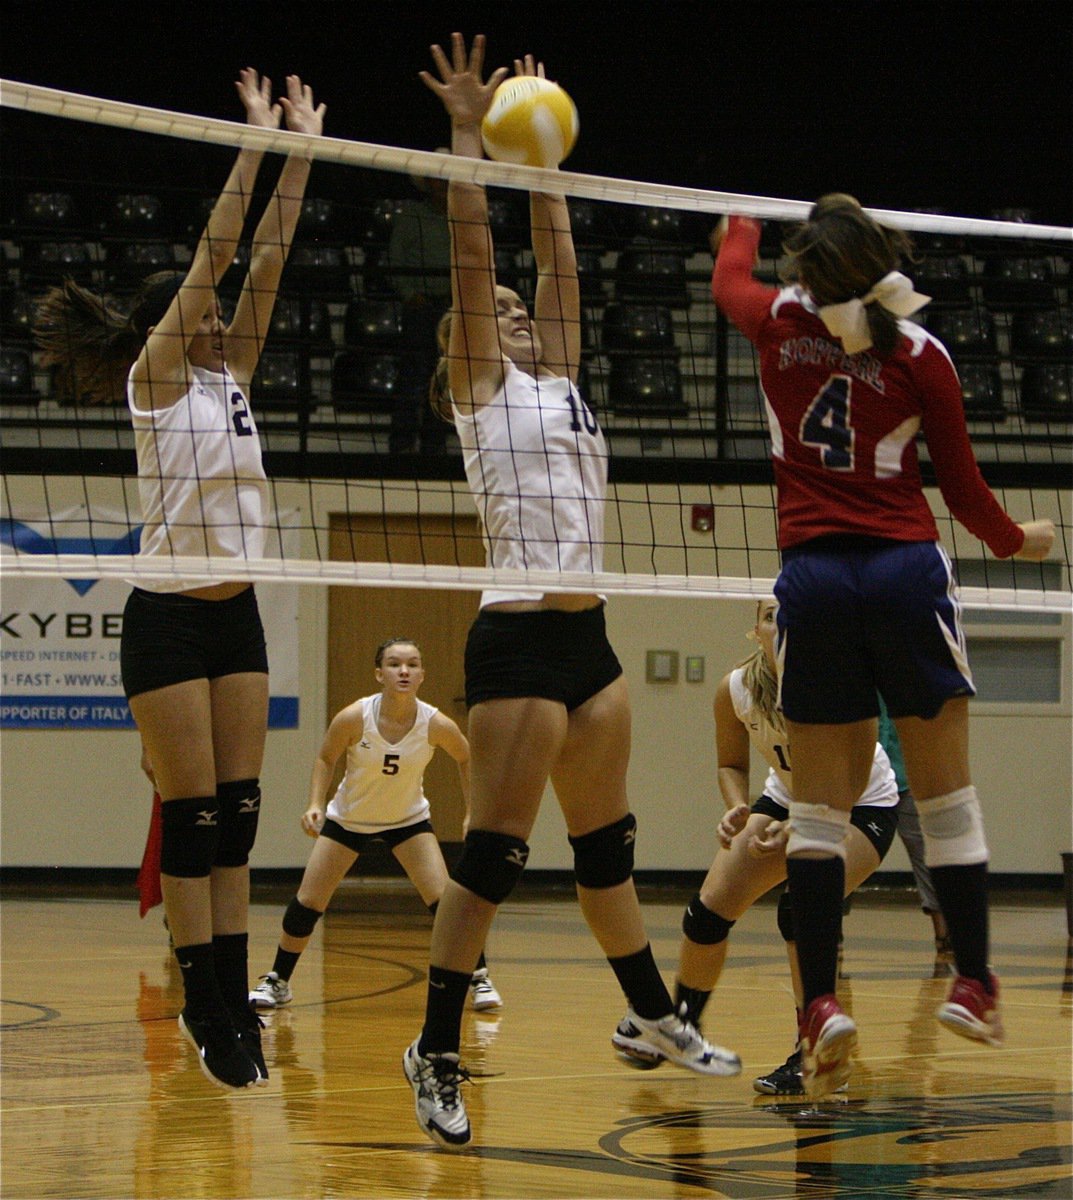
[2,78,1071,611]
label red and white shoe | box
[937,972,1004,1047]
[798,994,857,1098]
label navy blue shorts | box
[465,604,623,711]
[121,585,268,699]
[752,794,897,860]
[774,537,974,723]
[320,817,434,852]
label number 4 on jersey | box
[800,374,853,470]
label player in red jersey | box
[711,195,1054,1096]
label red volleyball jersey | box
[712,216,1024,557]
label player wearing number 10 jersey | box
[710,195,1053,1098]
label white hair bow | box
[817,271,931,354]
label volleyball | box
[481,76,579,169]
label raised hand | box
[235,67,282,130]
[279,74,326,137]
[512,53,546,79]
[419,31,509,126]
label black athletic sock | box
[785,856,845,1008]
[418,965,472,1056]
[674,981,711,1029]
[174,942,224,1017]
[474,950,487,972]
[608,944,673,1020]
[212,932,250,1018]
[272,947,301,982]
[929,862,991,989]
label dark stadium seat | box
[98,192,169,237]
[281,243,351,297]
[629,206,692,245]
[332,349,402,411]
[296,198,339,239]
[17,190,80,232]
[1010,309,1073,362]
[981,256,1056,308]
[614,244,690,307]
[1019,364,1072,421]
[0,286,38,344]
[343,296,404,348]
[607,356,686,414]
[268,296,333,349]
[568,198,615,251]
[957,363,1006,422]
[600,302,677,354]
[104,239,177,287]
[20,239,97,286]
[0,347,37,402]
[926,307,998,360]
[359,198,407,247]
[251,349,306,409]
[575,249,609,303]
[913,255,973,307]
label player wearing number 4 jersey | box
[712,197,1054,1098]
[251,639,501,1015]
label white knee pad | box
[786,802,850,860]
[917,786,989,867]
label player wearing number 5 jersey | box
[404,34,738,1154]
[250,638,501,1016]
[712,196,1054,1097]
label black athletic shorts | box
[752,794,898,860]
[121,585,268,699]
[464,604,623,711]
[320,817,434,852]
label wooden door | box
[328,513,483,841]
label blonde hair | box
[428,309,454,425]
[737,598,783,733]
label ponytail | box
[34,278,141,406]
[736,643,784,736]
[428,308,455,425]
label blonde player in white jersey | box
[35,70,325,1092]
[250,638,501,1014]
[657,597,899,1096]
[403,34,739,1154]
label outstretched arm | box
[420,32,509,409]
[514,56,580,381]
[132,69,278,410]
[227,74,326,384]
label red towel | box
[137,791,163,917]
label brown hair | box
[34,271,185,406]
[427,309,454,425]
[781,193,915,358]
[375,637,421,667]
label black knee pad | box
[777,888,796,943]
[569,813,636,889]
[681,892,735,945]
[160,796,220,878]
[214,778,261,867]
[282,897,323,939]
[452,829,529,905]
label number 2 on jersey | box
[800,374,853,470]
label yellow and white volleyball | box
[481,76,579,169]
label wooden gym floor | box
[1,885,1070,1199]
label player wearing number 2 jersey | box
[35,71,326,1092]
[711,195,1053,1097]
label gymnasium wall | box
[2,475,1069,877]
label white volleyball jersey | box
[453,362,608,607]
[728,668,898,809]
[326,694,437,833]
[128,364,269,592]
